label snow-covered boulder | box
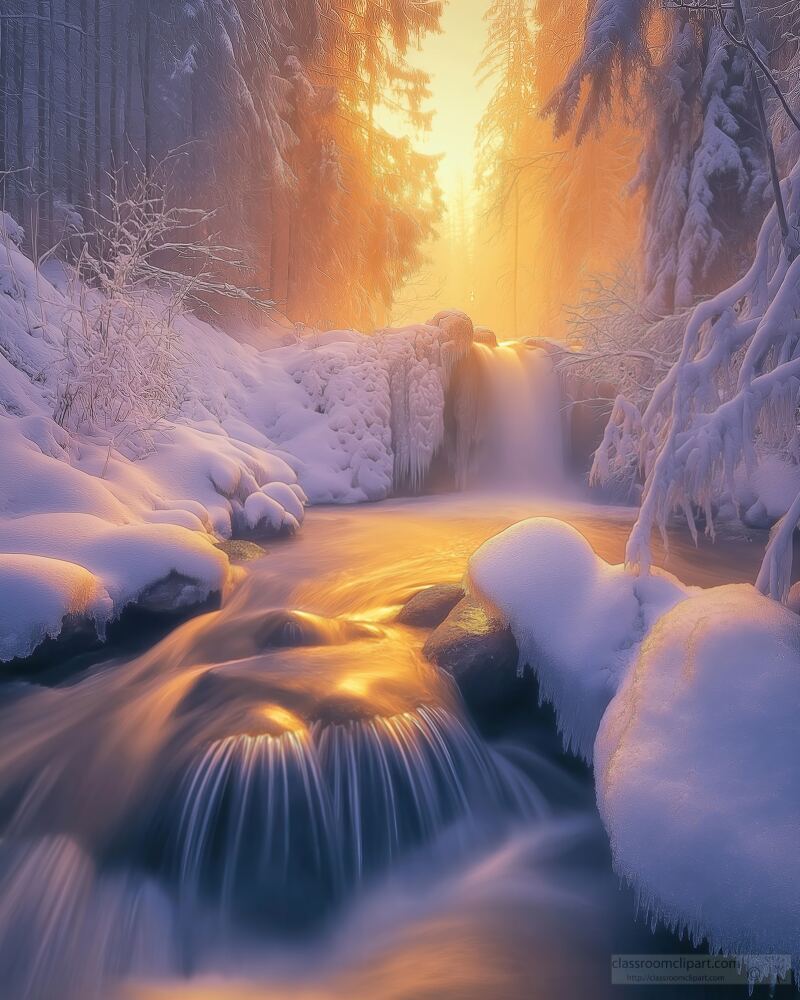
[596,585,800,959]
[468,517,690,761]
[0,515,234,662]
[0,554,113,661]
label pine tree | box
[546,0,771,309]
[476,0,537,337]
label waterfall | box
[440,341,565,491]
[475,343,564,487]
[169,706,544,930]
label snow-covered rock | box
[596,585,800,959]
[468,517,691,761]
[0,554,112,661]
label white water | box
[0,496,764,999]
[472,344,564,489]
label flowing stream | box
[0,494,767,1000]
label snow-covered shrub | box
[52,169,262,466]
[565,268,690,413]
[561,268,689,486]
[54,261,188,463]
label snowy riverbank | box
[0,228,561,663]
[469,516,800,975]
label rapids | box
[0,495,767,999]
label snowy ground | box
[0,231,477,662]
[470,516,800,976]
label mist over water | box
[0,496,765,999]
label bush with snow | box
[0,225,309,662]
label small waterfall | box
[169,707,544,929]
[474,343,564,487]
[436,341,565,491]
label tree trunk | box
[0,11,8,208]
[47,0,55,233]
[79,0,88,208]
[512,180,520,338]
[64,0,73,203]
[15,14,27,220]
[138,0,152,177]
[93,0,101,201]
[37,0,47,201]
[124,1,134,189]
[109,0,119,178]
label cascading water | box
[0,499,763,999]
[473,343,564,488]
[171,706,543,931]
[435,340,566,492]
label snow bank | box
[0,236,310,662]
[0,515,231,612]
[596,585,800,959]
[0,555,113,661]
[467,517,690,761]
[469,519,800,962]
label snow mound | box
[0,513,231,618]
[0,555,113,661]
[596,585,800,959]
[287,339,394,502]
[468,517,690,761]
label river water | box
[0,494,768,1000]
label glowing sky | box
[402,0,490,198]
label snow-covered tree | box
[546,1,768,310]
[592,157,800,598]
[634,18,767,312]
[0,1,444,328]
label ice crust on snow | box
[468,517,690,761]
[596,585,800,960]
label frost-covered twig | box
[50,161,271,469]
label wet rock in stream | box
[396,583,465,627]
[423,597,521,712]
